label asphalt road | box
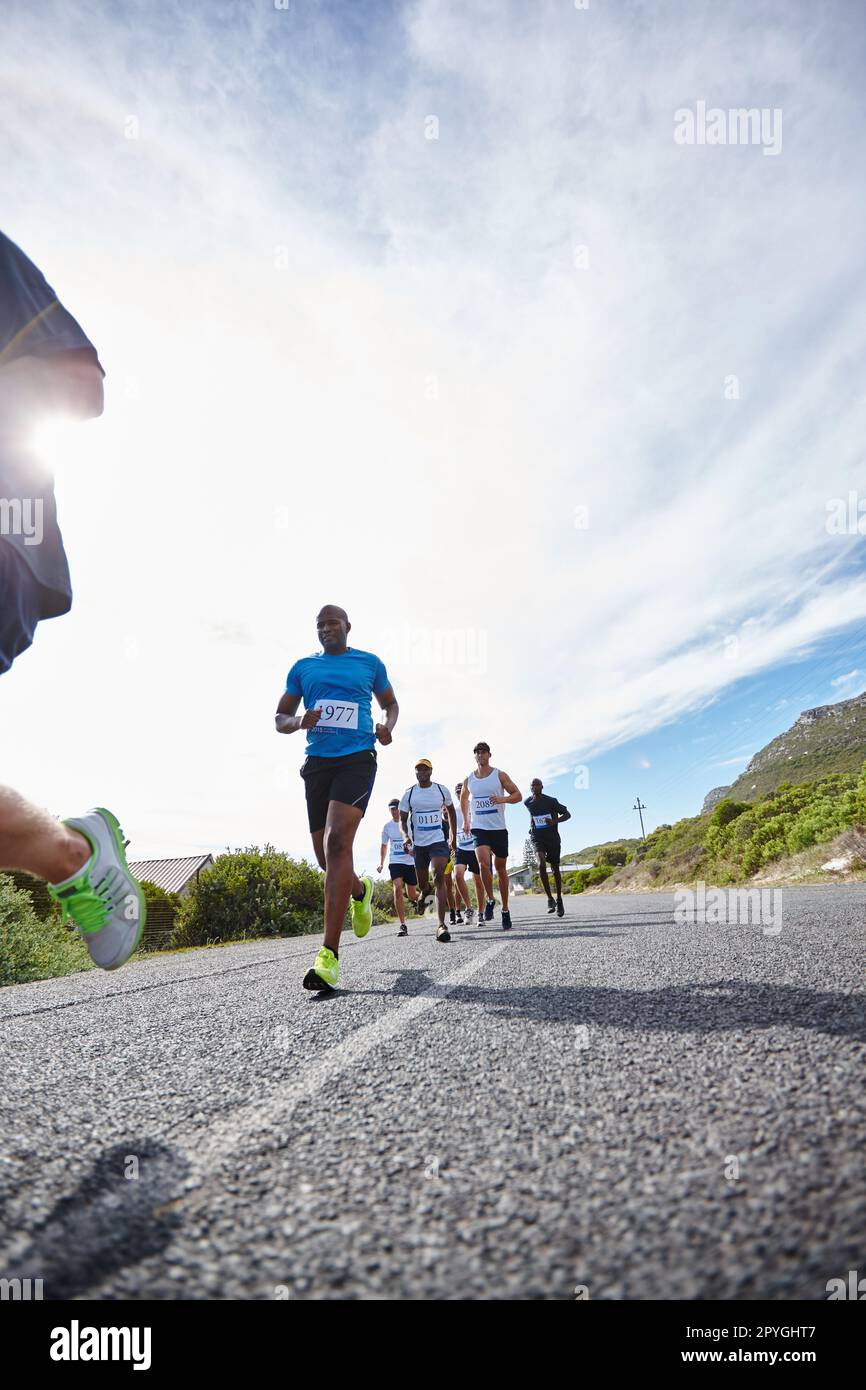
[1,886,864,1301]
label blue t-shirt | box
[285,647,390,758]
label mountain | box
[701,785,732,814]
[574,691,866,866]
[709,690,866,806]
[562,838,640,866]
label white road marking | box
[178,940,509,1182]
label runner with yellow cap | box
[399,759,456,943]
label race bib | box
[313,699,359,730]
[533,814,551,829]
[415,810,443,829]
[458,829,475,847]
[474,796,495,814]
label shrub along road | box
[0,887,863,1300]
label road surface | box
[0,887,863,1300]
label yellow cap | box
[415,757,433,769]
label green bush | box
[170,848,394,950]
[711,798,750,829]
[595,846,628,867]
[586,864,614,885]
[7,870,58,921]
[636,762,866,883]
[370,876,397,921]
[560,869,587,894]
[573,761,866,888]
[171,846,325,948]
[138,881,182,952]
[560,864,615,892]
[0,873,91,986]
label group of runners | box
[377,763,570,943]
[276,605,572,993]
[0,230,572,996]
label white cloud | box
[2,0,866,870]
[831,669,862,688]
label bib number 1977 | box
[314,700,359,730]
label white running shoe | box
[48,808,146,970]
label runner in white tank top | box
[460,740,522,929]
[453,780,483,924]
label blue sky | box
[2,0,865,870]
[538,639,866,858]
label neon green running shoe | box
[47,807,146,971]
[303,946,339,992]
[350,875,373,938]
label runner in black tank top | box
[524,778,571,916]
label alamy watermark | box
[674,101,782,157]
[826,1269,866,1299]
[826,491,866,535]
[674,882,782,936]
[0,497,42,545]
[380,623,488,676]
[1,1277,43,1300]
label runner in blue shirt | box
[276,604,399,991]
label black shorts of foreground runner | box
[301,750,377,833]
[473,828,509,859]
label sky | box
[2,0,865,871]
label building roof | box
[128,854,214,894]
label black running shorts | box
[389,863,418,885]
[472,828,509,860]
[413,840,450,872]
[455,848,480,874]
[532,832,562,866]
[301,749,377,833]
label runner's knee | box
[323,825,353,858]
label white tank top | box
[468,767,507,831]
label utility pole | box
[633,797,647,841]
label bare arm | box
[460,782,471,832]
[275,690,321,735]
[496,770,522,805]
[374,683,399,745]
[400,809,412,851]
[555,803,571,826]
[446,802,458,848]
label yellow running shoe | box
[351,875,374,937]
[303,946,339,991]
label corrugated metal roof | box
[128,854,214,894]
